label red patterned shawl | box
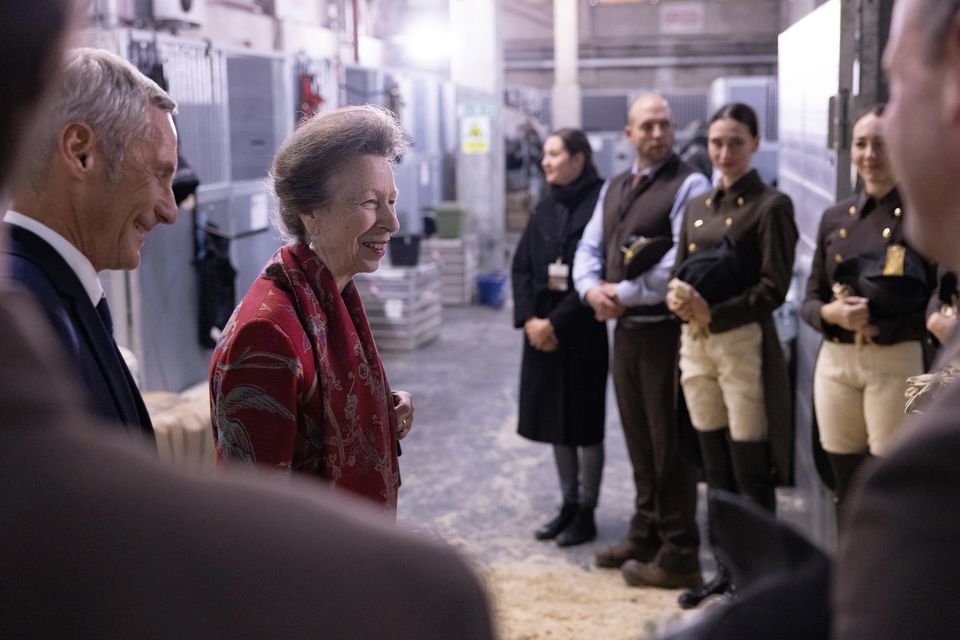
[210,242,399,510]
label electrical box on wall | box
[153,0,206,27]
[86,0,139,25]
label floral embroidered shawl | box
[210,242,399,510]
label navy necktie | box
[93,296,153,437]
[96,296,114,336]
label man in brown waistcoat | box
[573,94,711,588]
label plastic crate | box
[477,271,507,308]
[389,234,421,266]
[435,201,466,239]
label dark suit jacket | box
[0,290,495,639]
[833,334,960,639]
[3,223,152,437]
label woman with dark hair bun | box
[511,128,608,547]
[801,104,936,528]
[667,102,798,608]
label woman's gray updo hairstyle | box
[271,104,410,241]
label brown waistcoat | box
[602,153,696,283]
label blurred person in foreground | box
[834,1,960,638]
[0,4,494,638]
[209,105,415,512]
[512,128,608,547]
[2,47,174,439]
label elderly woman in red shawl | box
[209,105,415,511]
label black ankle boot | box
[534,504,577,540]
[677,561,733,609]
[555,507,596,547]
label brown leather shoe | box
[621,559,703,590]
[594,539,658,568]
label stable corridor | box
[388,303,687,638]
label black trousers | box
[613,318,700,573]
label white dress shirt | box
[4,210,103,306]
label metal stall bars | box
[129,33,293,394]
[130,34,229,394]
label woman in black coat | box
[511,128,608,547]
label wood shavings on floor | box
[475,555,696,640]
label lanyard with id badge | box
[548,259,569,292]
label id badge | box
[548,260,570,292]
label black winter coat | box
[511,168,608,446]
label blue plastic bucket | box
[477,271,507,308]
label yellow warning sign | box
[461,115,490,155]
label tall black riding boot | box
[697,428,738,492]
[678,555,733,609]
[678,431,737,609]
[828,452,869,534]
[729,440,776,513]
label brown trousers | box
[613,319,700,573]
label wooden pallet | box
[421,236,478,306]
[506,189,532,232]
[355,262,443,352]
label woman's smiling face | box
[851,112,894,189]
[541,134,584,186]
[302,154,400,288]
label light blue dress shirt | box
[573,158,711,309]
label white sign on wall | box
[660,2,706,35]
[249,192,269,230]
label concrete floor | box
[386,303,641,563]
[384,303,702,638]
[382,299,829,638]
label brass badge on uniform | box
[548,259,570,292]
[832,281,854,301]
[883,244,906,276]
